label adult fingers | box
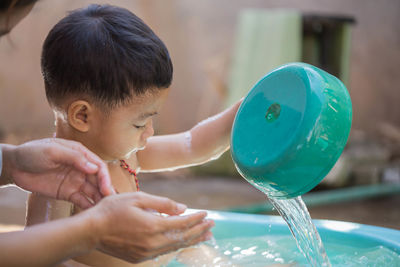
[166,230,213,252]
[85,167,115,197]
[160,217,214,244]
[97,164,115,196]
[163,211,209,230]
[48,145,98,175]
[86,174,99,188]
[68,191,94,209]
[133,192,187,215]
[60,139,115,196]
[51,139,114,196]
[81,182,102,203]
[150,217,214,251]
[53,138,102,166]
[138,228,213,261]
[178,218,214,242]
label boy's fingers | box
[134,192,187,215]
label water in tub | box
[168,196,400,267]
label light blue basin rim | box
[185,209,400,253]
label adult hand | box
[1,138,115,209]
[86,192,214,263]
[0,192,213,266]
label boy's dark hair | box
[41,4,173,109]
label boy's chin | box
[123,146,146,159]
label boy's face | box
[87,89,169,161]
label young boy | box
[26,4,242,267]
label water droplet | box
[224,250,231,255]
[213,257,222,264]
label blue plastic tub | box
[180,209,400,266]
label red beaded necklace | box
[120,160,140,191]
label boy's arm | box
[137,99,242,172]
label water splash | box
[268,196,331,267]
[166,231,400,266]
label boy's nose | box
[142,120,154,140]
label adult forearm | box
[0,212,96,267]
[0,144,16,186]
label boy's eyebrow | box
[137,111,158,120]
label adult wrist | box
[78,205,106,250]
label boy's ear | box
[67,100,93,132]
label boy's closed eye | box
[133,118,151,129]
[134,124,146,129]
[133,112,158,129]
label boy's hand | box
[1,138,115,209]
[88,192,214,263]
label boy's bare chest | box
[108,157,139,193]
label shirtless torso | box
[26,154,176,267]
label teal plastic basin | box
[194,210,400,266]
[174,210,400,266]
[204,210,400,252]
[231,63,352,199]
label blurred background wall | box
[0,0,399,230]
[0,0,399,145]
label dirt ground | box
[0,174,398,231]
